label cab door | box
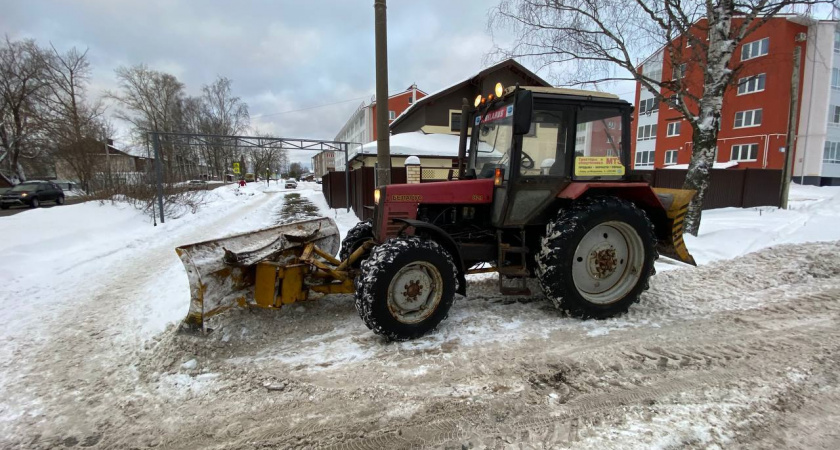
[500,106,575,227]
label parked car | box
[285,179,298,189]
[186,180,208,189]
[1,181,65,209]
[52,180,78,191]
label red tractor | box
[175,85,694,338]
[340,85,695,341]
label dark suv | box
[0,181,65,209]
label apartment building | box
[631,16,840,185]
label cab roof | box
[506,86,620,99]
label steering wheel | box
[521,151,535,170]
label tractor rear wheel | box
[355,236,457,341]
[537,196,656,319]
[339,220,373,263]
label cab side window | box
[519,110,568,176]
[573,107,626,180]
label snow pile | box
[663,183,840,269]
[663,160,739,169]
[350,131,464,161]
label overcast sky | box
[2,0,636,167]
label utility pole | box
[104,139,111,191]
[374,0,391,187]
[781,44,802,209]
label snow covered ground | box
[0,182,839,449]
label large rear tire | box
[536,196,656,319]
[339,220,373,263]
[355,236,457,341]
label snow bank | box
[663,160,739,169]
[658,183,840,270]
[348,131,464,162]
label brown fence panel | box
[742,169,782,208]
[628,168,780,209]
[321,171,347,209]
[704,170,745,209]
[650,169,686,189]
[391,167,407,184]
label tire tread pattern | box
[536,196,658,319]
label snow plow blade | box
[175,217,340,332]
[652,187,697,266]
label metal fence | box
[322,167,406,220]
[632,168,782,209]
[323,167,784,219]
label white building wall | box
[795,21,835,179]
[634,88,659,169]
[823,26,840,178]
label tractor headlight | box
[374,188,381,205]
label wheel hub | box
[387,261,443,323]
[588,245,618,278]
[571,221,645,305]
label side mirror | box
[513,89,533,135]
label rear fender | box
[559,182,696,266]
[392,218,467,296]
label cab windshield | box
[469,102,514,179]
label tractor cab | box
[465,85,631,227]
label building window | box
[575,123,586,145]
[450,111,462,132]
[638,98,659,115]
[408,97,413,104]
[666,121,681,137]
[835,31,840,53]
[833,68,840,90]
[644,64,662,83]
[635,149,655,168]
[731,143,759,161]
[734,109,762,128]
[825,141,840,163]
[830,105,840,126]
[672,63,687,80]
[741,37,769,61]
[664,149,678,165]
[637,124,657,141]
[388,110,396,120]
[668,94,681,109]
[737,73,766,95]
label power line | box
[252,86,637,120]
[252,96,369,119]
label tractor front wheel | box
[339,220,373,264]
[355,236,457,341]
[537,196,656,319]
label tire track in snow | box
[0,190,285,446]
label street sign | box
[233,162,240,174]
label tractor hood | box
[380,178,494,205]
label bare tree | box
[37,44,107,191]
[199,76,250,178]
[490,0,825,235]
[108,64,185,178]
[0,37,48,181]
